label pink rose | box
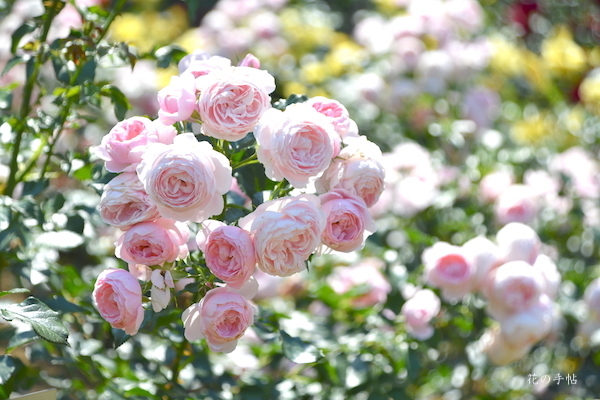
[327,258,391,308]
[115,218,190,267]
[495,222,541,265]
[305,96,359,139]
[99,172,160,230]
[422,242,475,301]
[498,296,554,348]
[254,104,341,188]
[461,236,502,292]
[315,136,386,207]
[196,220,256,289]
[533,254,561,300]
[92,268,145,335]
[494,184,538,225]
[180,54,231,77]
[157,73,197,125]
[319,188,376,252]
[482,260,546,320]
[481,326,532,365]
[136,133,232,222]
[238,53,260,68]
[401,289,441,340]
[239,194,325,277]
[93,117,177,173]
[196,66,275,141]
[479,171,514,203]
[182,286,255,353]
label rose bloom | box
[196,220,256,289]
[157,72,197,125]
[498,295,554,348]
[319,188,376,252]
[327,258,391,309]
[182,286,255,353]
[461,236,502,292]
[481,326,532,366]
[494,184,538,225]
[422,242,475,301]
[99,172,160,230]
[150,269,174,312]
[179,52,231,76]
[533,254,561,300]
[136,133,232,222]
[478,170,514,203]
[401,289,441,340]
[305,96,359,139]
[239,194,325,277]
[482,260,546,320]
[254,104,341,189]
[495,222,541,265]
[196,66,275,141]
[93,268,145,335]
[315,136,385,207]
[93,117,177,173]
[115,218,190,267]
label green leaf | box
[280,330,323,364]
[100,85,131,120]
[0,288,30,298]
[112,328,132,349]
[154,45,187,69]
[10,22,36,53]
[74,58,96,85]
[7,330,40,351]
[0,89,12,109]
[0,355,18,385]
[0,297,69,346]
[1,55,25,77]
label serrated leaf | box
[0,297,69,346]
[0,288,30,298]
[112,327,132,349]
[8,330,40,351]
[0,355,17,385]
[280,330,322,364]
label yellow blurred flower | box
[156,65,179,89]
[489,36,523,76]
[280,7,336,55]
[541,26,587,77]
[372,0,403,14]
[521,50,552,94]
[511,111,554,146]
[579,69,600,113]
[175,29,205,54]
[324,33,366,76]
[301,61,327,85]
[283,82,307,98]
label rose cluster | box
[91,51,385,353]
[402,222,560,365]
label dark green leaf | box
[10,22,36,53]
[100,85,131,120]
[7,330,40,351]
[0,297,69,346]
[43,295,85,314]
[0,89,12,109]
[280,330,322,364]
[0,288,30,298]
[112,327,131,349]
[0,355,17,385]
[74,58,96,85]
[1,56,24,77]
[154,45,187,69]
[21,179,49,197]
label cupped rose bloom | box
[482,260,546,320]
[422,242,475,301]
[498,295,554,348]
[157,73,197,125]
[319,188,376,252]
[327,258,391,308]
[584,278,600,320]
[93,117,177,173]
[401,289,441,340]
[93,268,145,335]
[99,172,161,230]
[196,220,256,289]
[494,184,538,225]
[136,133,232,222]
[481,326,532,365]
[533,254,561,300]
[462,236,502,292]
[182,286,255,353]
[150,269,174,312]
[238,53,260,68]
[115,218,190,267]
[239,194,325,277]
[316,136,386,207]
[181,54,231,78]
[305,96,359,139]
[254,104,341,188]
[196,66,275,141]
[496,222,541,265]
